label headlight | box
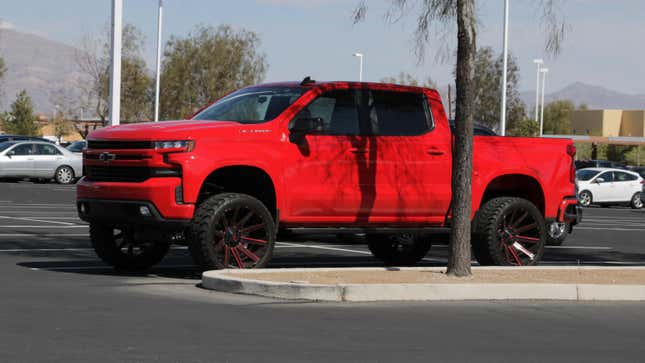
[153,140,195,152]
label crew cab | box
[77,79,580,270]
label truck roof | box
[255,81,437,94]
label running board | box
[283,227,452,235]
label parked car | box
[0,141,83,184]
[448,120,497,136]
[78,79,580,271]
[0,134,55,143]
[576,168,643,209]
[66,140,87,153]
[575,159,628,170]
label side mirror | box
[6,150,14,158]
[288,117,324,134]
[595,177,605,184]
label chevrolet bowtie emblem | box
[99,152,116,163]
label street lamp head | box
[353,52,363,57]
[541,68,549,73]
[533,59,544,64]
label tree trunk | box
[447,0,477,277]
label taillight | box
[567,144,576,183]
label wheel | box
[366,233,432,266]
[546,221,568,246]
[90,224,170,271]
[54,165,75,184]
[189,193,276,270]
[578,190,592,207]
[631,193,643,209]
[472,197,546,266]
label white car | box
[0,141,83,184]
[576,168,643,209]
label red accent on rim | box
[515,235,540,243]
[223,246,230,267]
[242,236,268,245]
[238,245,260,262]
[231,248,244,268]
[509,246,522,265]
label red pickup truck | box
[77,79,580,271]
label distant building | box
[571,110,645,137]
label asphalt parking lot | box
[1,181,645,362]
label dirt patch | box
[222,268,645,285]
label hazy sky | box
[1,0,644,94]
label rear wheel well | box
[197,166,277,219]
[480,174,545,215]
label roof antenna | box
[300,76,316,86]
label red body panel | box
[79,81,576,226]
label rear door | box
[369,89,451,224]
[613,171,641,202]
[33,144,64,177]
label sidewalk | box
[202,266,645,302]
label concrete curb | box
[201,267,645,302]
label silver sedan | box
[0,141,83,184]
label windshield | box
[0,142,15,152]
[67,141,86,152]
[576,169,600,181]
[193,87,305,124]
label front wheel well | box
[197,166,277,219]
[480,174,545,214]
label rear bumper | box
[76,177,194,224]
[557,197,582,225]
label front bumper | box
[77,199,190,229]
[76,176,194,224]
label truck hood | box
[88,120,242,141]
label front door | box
[3,143,36,177]
[33,143,64,177]
[283,89,365,223]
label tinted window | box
[615,172,637,182]
[11,144,35,155]
[67,141,86,152]
[372,91,430,136]
[193,87,304,123]
[597,172,613,182]
[36,144,61,155]
[297,90,360,135]
[576,169,600,181]
[0,142,15,152]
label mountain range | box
[0,27,644,115]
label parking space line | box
[576,227,645,231]
[277,242,372,255]
[0,225,88,228]
[545,246,612,250]
[0,233,88,237]
[0,216,77,226]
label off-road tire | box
[630,192,643,209]
[90,224,170,271]
[578,190,592,207]
[366,233,432,266]
[189,193,275,270]
[54,165,75,184]
[472,197,546,266]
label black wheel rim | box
[212,205,270,269]
[497,207,542,266]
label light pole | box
[109,0,123,126]
[539,68,549,136]
[353,52,363,82]
[533,59,544,122]
[154,0,163,122]
[499,0,510,136]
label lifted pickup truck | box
[77,79,580,270]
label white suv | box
[577,168,643,209]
